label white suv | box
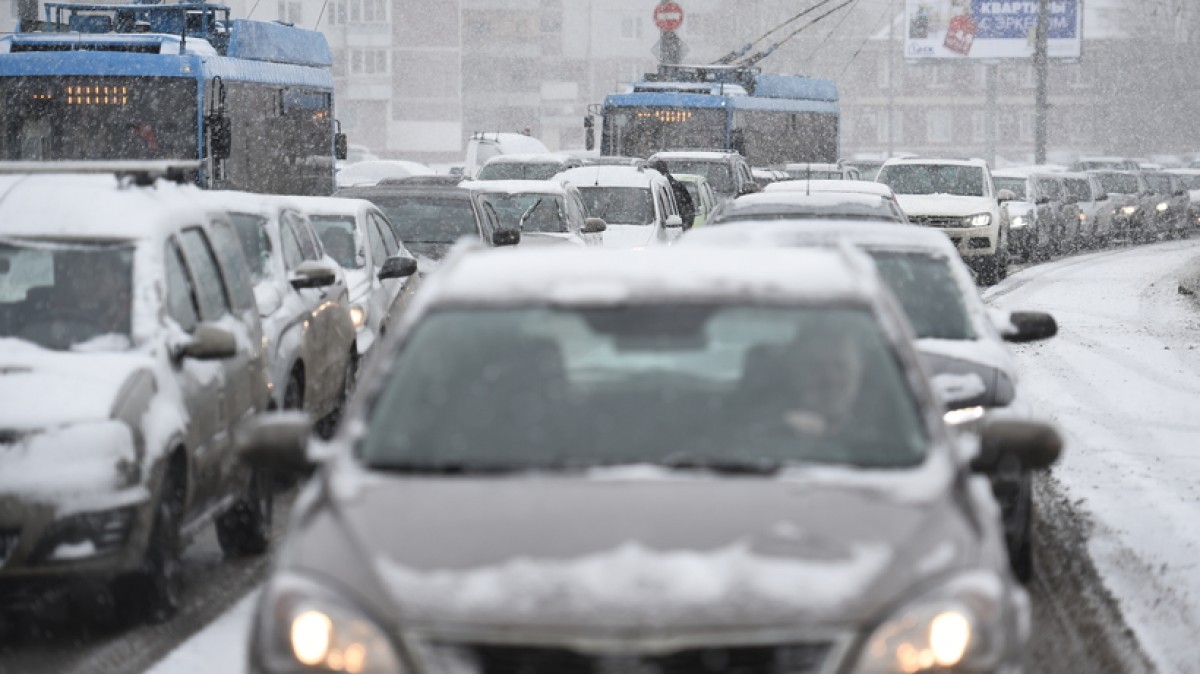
[877,158,1012,285]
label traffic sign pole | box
[654,2,685,65]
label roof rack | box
[0,160,201,186]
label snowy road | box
[987,239,1200,673]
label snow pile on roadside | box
[144,591,258,674]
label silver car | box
[239,246,1060,674]
[0,170,271,622]
[205,192,357,434]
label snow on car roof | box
[195,189,302,216]
[481,153,578,165]
[728,192,893,210]
[556,166,666,189]
[285,194,375,217]
[882,157,988,168]
[430,246,879,306]
[464,180,570,196]
[681,220,958,256]
[0,173,225,242]
[763,180,895,197]
[650,151,740,160]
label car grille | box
[909,215,964,228]
[431,642,834,674]
[0,528,20,568]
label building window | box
[971,110,986,143]
[347,48,389,76]
[1019,112,1035,142]
[334,0,386,25]
[620,16,643,40]
[277,0,302,24]
[927,109,951,143]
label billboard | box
[904,0,1082,60]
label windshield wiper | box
[656,452,783,475]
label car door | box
[655,183,681,244]
[168,233,231,514]
[366,211,406,323]
[564,189,599,246]
[279,211,337,415]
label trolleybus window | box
[0,77,197,161]
[606,108,726,159]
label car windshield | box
[482,194,569,233]
[1096,174,1139,194]
[310,215,362,269]
[477,162,564,181]
[663,161,735,195]
[877,164,986,197]
[0,240,135,351]
[577,187,655,226]
[717,198,904,224]
[365,195,479,243]
[1143,175,1172,194]
[868,251,976,341]
[1174,174,1200,190]
[994,178,1028,199]
[358,305,927,471]
[227,213,272,283]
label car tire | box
[216,469,273,557]
[315,348,357,441]
[1004,474,1034,583]
[113,470,185,623]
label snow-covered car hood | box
[0,339,152,430]
[292,471,977,632]
[518,232,586,247]
[896,194,996,218]
[602,224,657,249]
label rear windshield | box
[480,193,569,233]
[361,195,479,243]
[1096,174,1139,194]
[994,177,1027,199]
[477,163,564,181]
[1143,175,1173,195]
[1063,179,1092,202]
[577,186,655,226]
[662,161,735,195]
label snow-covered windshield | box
[227,212,272,282]
[483,194,569,233]
[0,240,134,351]
[994,177,1028,199]
[368,196,479,243]
[358,305,927,471]
[877,164,985,197]
[577,187,655,226]
[310,215,362,269]
[477,162,564,181]
[868,251,976,341]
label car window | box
[165,240,200,332]
[310,215,362,269]
[360,194,480,243]
[483,193,569,233]
[1096,173,1139,194]
[1038,178,1062,199]
[565,192,588,230]
[358,305,927,470]
[226,212,272,283]
[279,219,304,271]
[178,228,230,322]
[373,213,400,255]
[1144,174,1172,194]
[868,251,975,340]
[577,187,655,226]
[994,178,1027,199]
[207,219,257,312]
[285,211,321,261]
[1063,179,1092,203]
[365,215,388,267]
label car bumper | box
[940,226,999,257]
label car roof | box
[0,173,224,242]
[465,180,571,196]
[724,192,894,211]
[481,153,578,165]
[286,194,377,218]
[335,184,475,200]
[650,151,742,161]
[427,246,881,306]
[196,190,304,218]
[556,165,665,188]
[881,157,988,168]
[784,163,842,171]
[680,220,959,256]
[764,180,894,197]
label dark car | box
[239,246,1059,674]
[335,184,513,261]
[1089,171,1153,243]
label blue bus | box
[0,1,344,195]
[599,65,840,166]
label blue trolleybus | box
[0,1,343,195]
[600,64,840,166]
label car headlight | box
[944,405,985,427]
[853,571,1012,673]
[1078,211,1087,222]
[350,305,368,330]
[257,573,405,674]
[1009,215,1028,229]
[1120,205,1138,216]
[1156,202,1169,212]
[964,213,991,228]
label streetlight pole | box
[1034,0,1049,164]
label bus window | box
[606,108,726,158]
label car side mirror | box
[492,228,521,247]
[998,310,1058,342]
[997,189,1017,203]
[177,323,237,362]
[665,215,684,229]
[290,259,338,289]
[972,418,1062,472]
[583,217,607,234]
[378,255,418,280]
[236,411,314,473]
[737,182,761,196]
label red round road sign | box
[653,2,684,32]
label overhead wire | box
[738,0,860,68]
[713,0,840,65]
[799,0,864,68]
[837,5,896,79]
